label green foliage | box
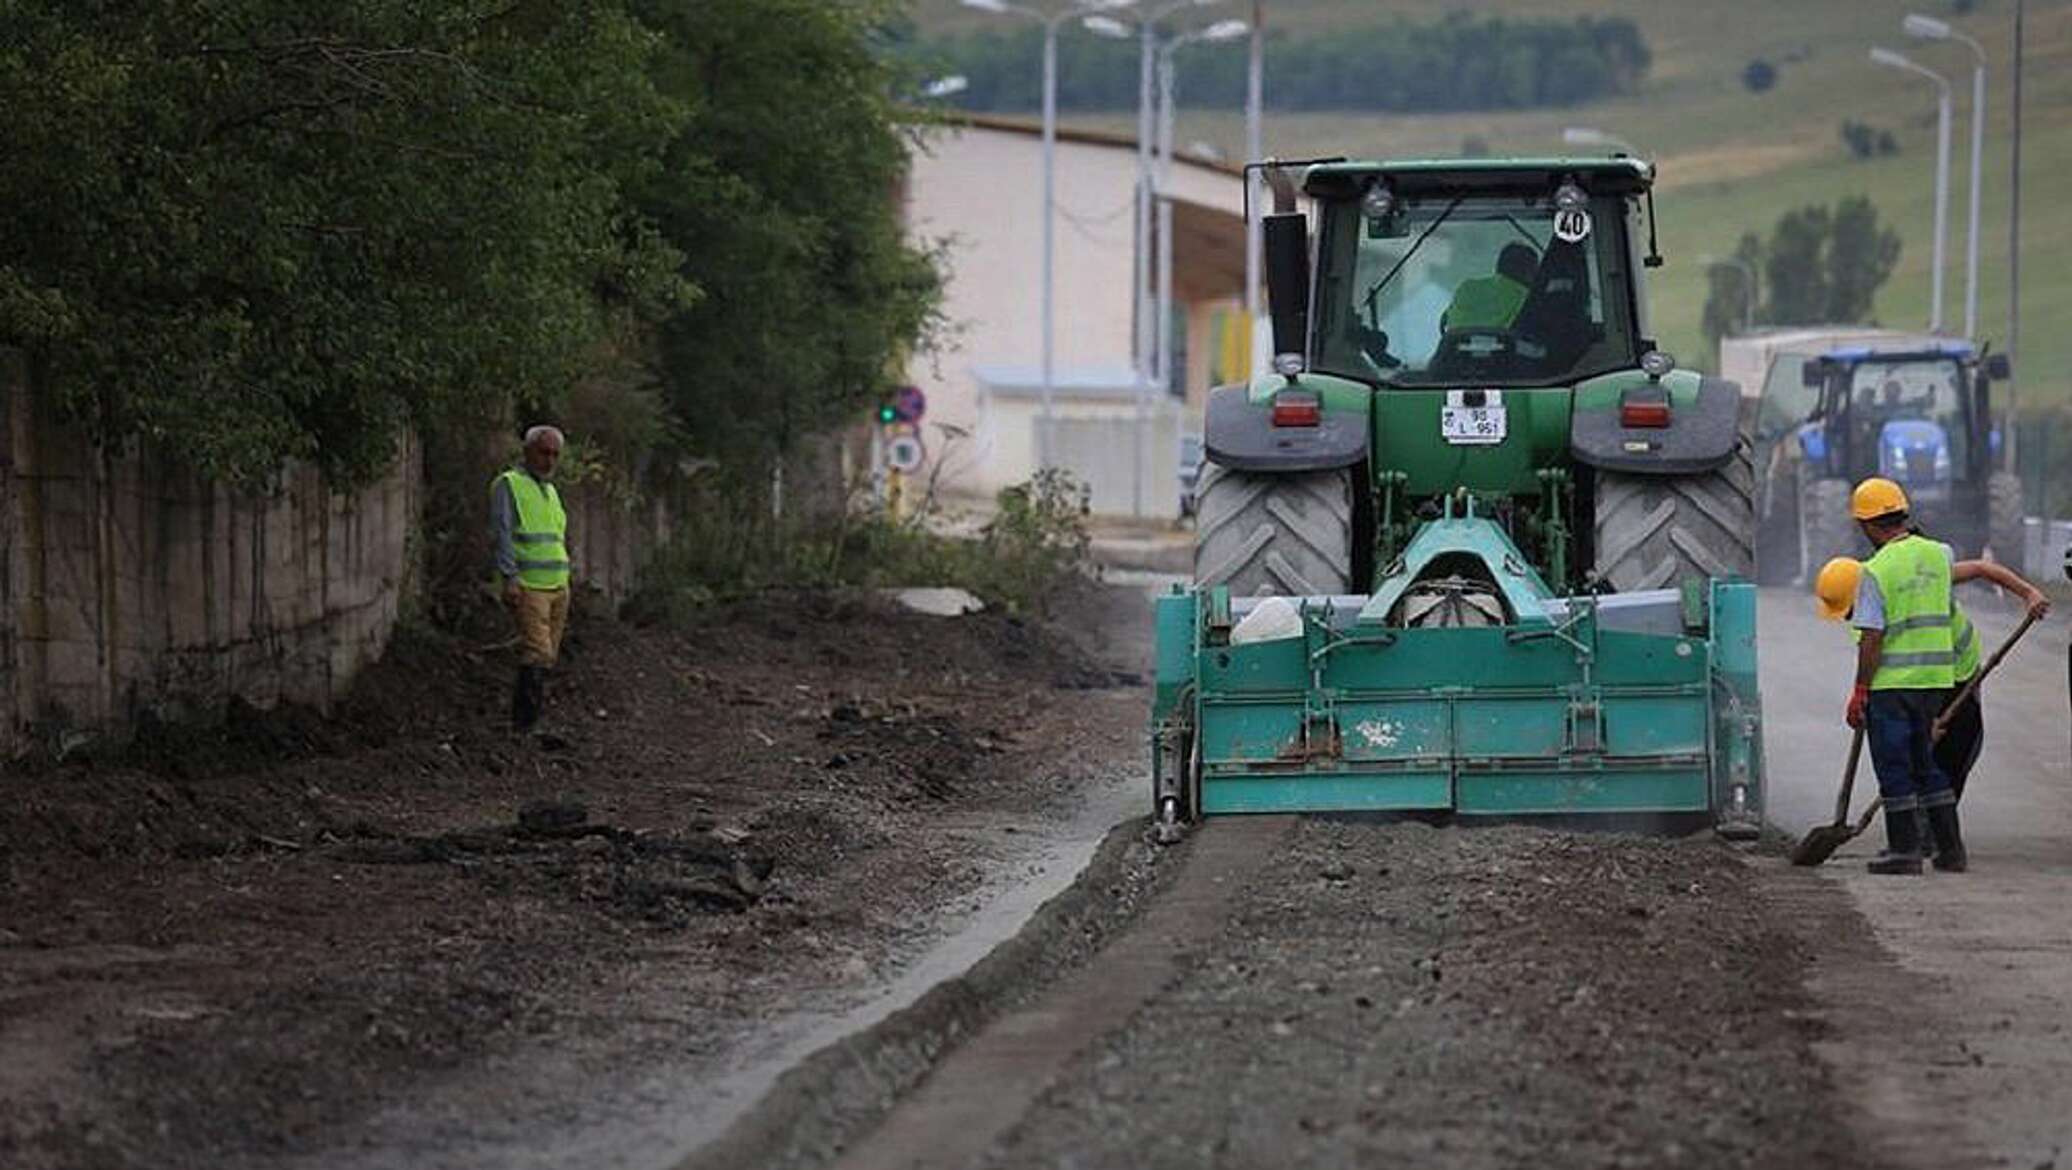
[635,0,943,470]
[630,470,1092,622]
[1699,233,1763,359]
[1840,120,1900,160]
[1742,59,1777,92]
[899,14,1650,114]
[0,2,691,486]
[1699,197,1901,354]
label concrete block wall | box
[1,388,418,755]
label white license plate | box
[1441,405,1506,445]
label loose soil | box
[972,820,1878,1170]
[0,582,1152,1170]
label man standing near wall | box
[491,426,572,734]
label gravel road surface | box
[1758,583,2072,1169]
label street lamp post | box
[1156,18,1249,414]
[962,0,1138,471]
[1906,13,1988,341]
[1871,46,1952,334]
[1700,254,1759,334]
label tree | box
[1713,197,1904,337]
[1824,195,1904,322]
[632,0,942,479]
[1742,59,1778,92]
[1700,233,1764,361]
[0,2,690,487]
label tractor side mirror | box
[1801,359,1824,388]
[1264,212,1311,364]
[1984,353,2012,380]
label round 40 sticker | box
[1553,208,1593,244]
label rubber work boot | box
[1867,808,1924,875]
[511,665,544,733]
[1914,809,1937,862]
[1926,804,1968,872]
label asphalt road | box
[1756,584,2072,1168]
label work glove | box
[1845,683,1870,730]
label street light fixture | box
[922,74,969,99]
[1700,253,1759,334]
[959,0,1140,470]
[1562,126,1642,156]
[1084,0,1228,516]
[1905,12,1988,341]
[1871,45,1953,334]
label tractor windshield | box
[1312,190,1640,388]
[1843,359,1972,482]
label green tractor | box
[1151,157,1764,838]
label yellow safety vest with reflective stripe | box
[1951,601,1979,683]
[1863,534,1955,690]
[1444,273,1529,330]
[496,469,570,591]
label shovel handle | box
[1832,727,1866,826]
[1852,611,2042,831]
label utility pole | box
[1244,0,1264,375]
[2008,0,2024,473]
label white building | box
[900,114,1254,519]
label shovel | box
[1789,611,2040,867]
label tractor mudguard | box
[1204,375,1369,472]
[1570,370,1741,475]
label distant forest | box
[894,14,1652,113]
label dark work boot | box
[1867,808,1924,875]
[1915,809,1937,862]
[512,665,543,733]
[1926,804,1968,872]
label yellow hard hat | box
[1851,477,1910,521]
[1814,557,1862,621]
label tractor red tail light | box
[1271,392,1321,427]
[1620,401,1671,428]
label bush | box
[628,469,1093,624]
[1840,120,1900,159]
[1743,59,1778,92]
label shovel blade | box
[1789,822,1859,867]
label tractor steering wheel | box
[1425,326,1517,380]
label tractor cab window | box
[1839,359,1972,482]
[1313,191,1638,387]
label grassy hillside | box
[912,0,2072,407]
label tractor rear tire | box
[1988,471,2027,574]
[1799,475,1856,579]
[1593,433,1756,592]
[1193,462,1355,596]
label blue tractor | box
[1754,341,2021,581]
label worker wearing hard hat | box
[1829,478,1968,873]
[1815,551,2048,845]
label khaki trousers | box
[513,586,570,667]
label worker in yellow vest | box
[491,425,573,733]
[1815,551,2048,857]
[1442,242,1537,332]
[1839,477,1966,873]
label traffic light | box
[877,401,899,425]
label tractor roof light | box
[1361,180,1395,220]
[1273,352,1306,378]
[1554,180,1590,213]
[1640,350,1676,380]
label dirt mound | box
[0,584,1152,1169]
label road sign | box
[886,431,925,472]
[895,385,927,422]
